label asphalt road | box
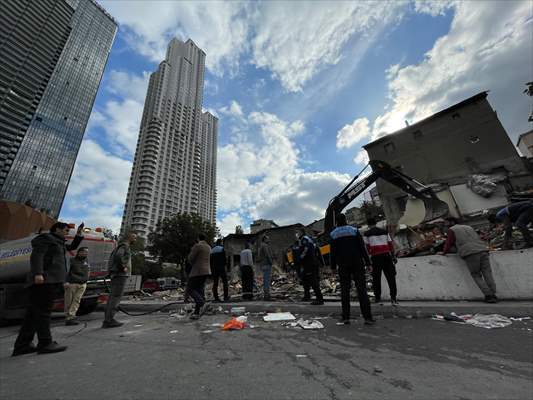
[1,311,532,400]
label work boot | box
[391,299,400,306]
[65,319,79,326]
[485,295,498,304]
[37,341,67,354]
[364,318,376,326]
[12,344,37,357]
[102,319,123,328]
[310,300,324,305]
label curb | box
[114,300,533,318]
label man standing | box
[187,233,211,319]
[299,233,324,305]
[489,201,533,249]
[102,230,137,328]
[363,218,399,306]
[257,235,273,301]
[240,243,254,300]
[330,214,374,325]
[210,239,229,302]
[13,222,84,356]
[64,247,90,325]
[441,217,497,303]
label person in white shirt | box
[240,243,254,300]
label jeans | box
[64,282,87,320]
[104,276,127,322]
[187,275,207,314]
[371,254,397,301]
[464,252,496,297]
[212,265,229,300]
[14,283,61,350]
[261,264,272,298]
[338,264,372,320]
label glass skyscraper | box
[0,0,117,217]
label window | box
[384,142,396,155]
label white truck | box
[0,227,141,322]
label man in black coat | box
[210,239,229,302]
[12,222,84,356]
[330,214,374,325]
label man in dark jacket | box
[13,222,84,356]
[64,247,90,325]
[489,200,533,249]
[103,230,137,328]
[210,239,229,302]
[330,214,374,325]
[363,218,398,305]
[299,233,324,305]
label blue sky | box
[60,0,533,235]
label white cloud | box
[353,150,369,165]
[219,100,244,119]
[60,140,132,232]
[107,70,150,103]
[413,0,455,16]
[217,212,246,236]
[251,2,403,92]
[336,117,371,149]
[217,109,350,226]
[101,1,250,75]
[366,1,532,142]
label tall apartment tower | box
[121,38,218,237]
[0,0,117,217]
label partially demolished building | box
[363,92,533,226]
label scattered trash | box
[134,324,143,327]
[510,317,531,322]
[296,319,324,330]
[374,366,383,373]
[222,317,247,331]
[263,312,296,322]
[169,330,179,334]
[236,316,248,323]
[201,330,214,334]
[432,313,513,329]
[296,354,308,358]
[465,314,512,329]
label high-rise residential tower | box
[121,38,218,237]
[0,0,117,217]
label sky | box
[60,0,533,236]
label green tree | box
[235,225,244,234]
[147,213,218,276]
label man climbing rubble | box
[298,232,324,305]
[489,200,533,249]
[330,213,375,325]
[440,217,498,303]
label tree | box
[147,213,218,282]
[235,225,244,234]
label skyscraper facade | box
[121,38,218,237]
[0,0,117,217]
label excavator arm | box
[324,160,449,234]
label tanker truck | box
[0,226,140,322]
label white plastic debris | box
[464,314,512,329]
[263,312,296,322]
[169,330,179,334]
[510,317,531,322]
[296,319,324,330]
[236,316,248,323]
[296,354,308,358]
[201,330,214,333]
[134,324,143,327]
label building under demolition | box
[363,92,533,227]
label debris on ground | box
[374,366,383,373]
[222,316,247,330]
[510,317,531,321]
[284,318,324,330]
[433,313,513,329]
[169,330,179,334]
[263,312,296,322]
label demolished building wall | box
[363,92,533,225]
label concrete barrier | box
[380,248,533,300]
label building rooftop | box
[517,129,533,147]
[363,91,489,149]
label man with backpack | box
[102,230,137,328]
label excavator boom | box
[324,160,449,233]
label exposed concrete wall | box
[379,248,533,300]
